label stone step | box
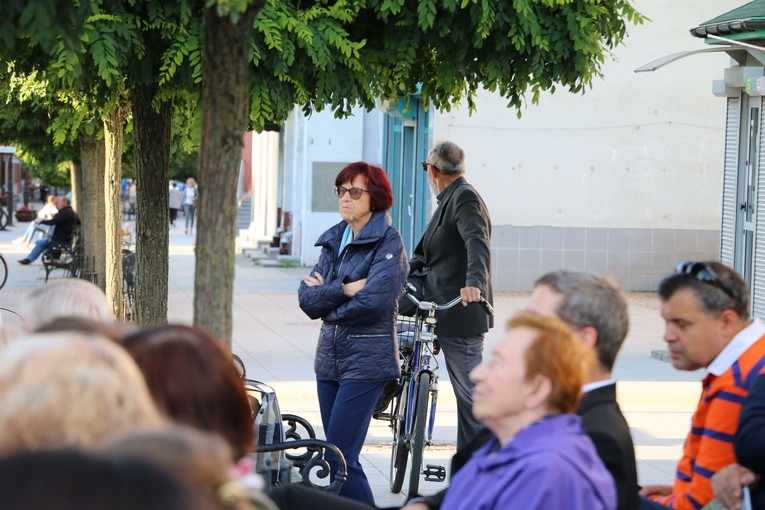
[241,247,269,260]
[276,255,300,267]
[257,258,283,268]
[256,239,273,250]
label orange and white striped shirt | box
[652,319,765,510]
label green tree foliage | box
[246,0,644,128]
[0,0,643,341]
[0,1,91,57]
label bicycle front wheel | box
[0,254,7,290]
[389,378,409,493]
[408,371,431,497]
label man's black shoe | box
[17,259,31,265]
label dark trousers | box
[317,376,386,505]
[437,334,484,450]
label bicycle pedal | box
[423,464,446,482]
[372,411,393,422]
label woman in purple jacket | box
[298,162,408,504]
[440,312,616,510]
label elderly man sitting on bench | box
[18,196,80,266]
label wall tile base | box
[492,226,720,292]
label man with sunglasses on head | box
[640,261,765,510]
[410,140,493,450]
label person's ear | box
[577,326,598,351]
[719,309,743,336]
[525,375,553,410]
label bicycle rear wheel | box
[0,210,7,231]
[389,379,409,493]
[0,254,7,290]
[408,371,431,497]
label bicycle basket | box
[396,315,417,354]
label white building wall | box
[428,0,742,290]
[247,132,280,241]
[286,107,384,266]
[432,0,740,230]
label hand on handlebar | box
[460,286,482,306]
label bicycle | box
[376,283,494,497]
[0,251,8,291]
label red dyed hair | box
[508,313,594,414]
[334,162,394,211]
[119,325,253,460]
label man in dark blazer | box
[410,140,493,450]
[403,271,638,510]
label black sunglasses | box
[675,260,735,299]
[334,186,369,200]
[421,161,439,173]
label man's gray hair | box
[428,140,466,176]
[534,270,629,372]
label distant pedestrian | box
[183,178,198,235]
[168,181,183,228]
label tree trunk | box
[69,161,80,213]
[78,135,106,292]
[103,108,125,320]
[195,3,262,347]
[132,82,171,324]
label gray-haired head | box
[428,140,466,176]
[534,270,629,372]
[19,279,113,332]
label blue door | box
[383,98,431,256]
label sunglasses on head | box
[334,186,369,200]
[675,260,735,299]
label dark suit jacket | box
[411,177,493,337]
[41,205,80,244]
[578,383,639,510]
[735,373,765,509]
[418,383,638,510]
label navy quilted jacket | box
[298,211,408,381]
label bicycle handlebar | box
[404,283,494,317]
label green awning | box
[691,0,765,38]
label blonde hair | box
[0,333,165,454]
[19,279,113,332]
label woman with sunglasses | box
[298,162,408,504]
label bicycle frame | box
[403,310,442,444]
[387,286,493,495]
